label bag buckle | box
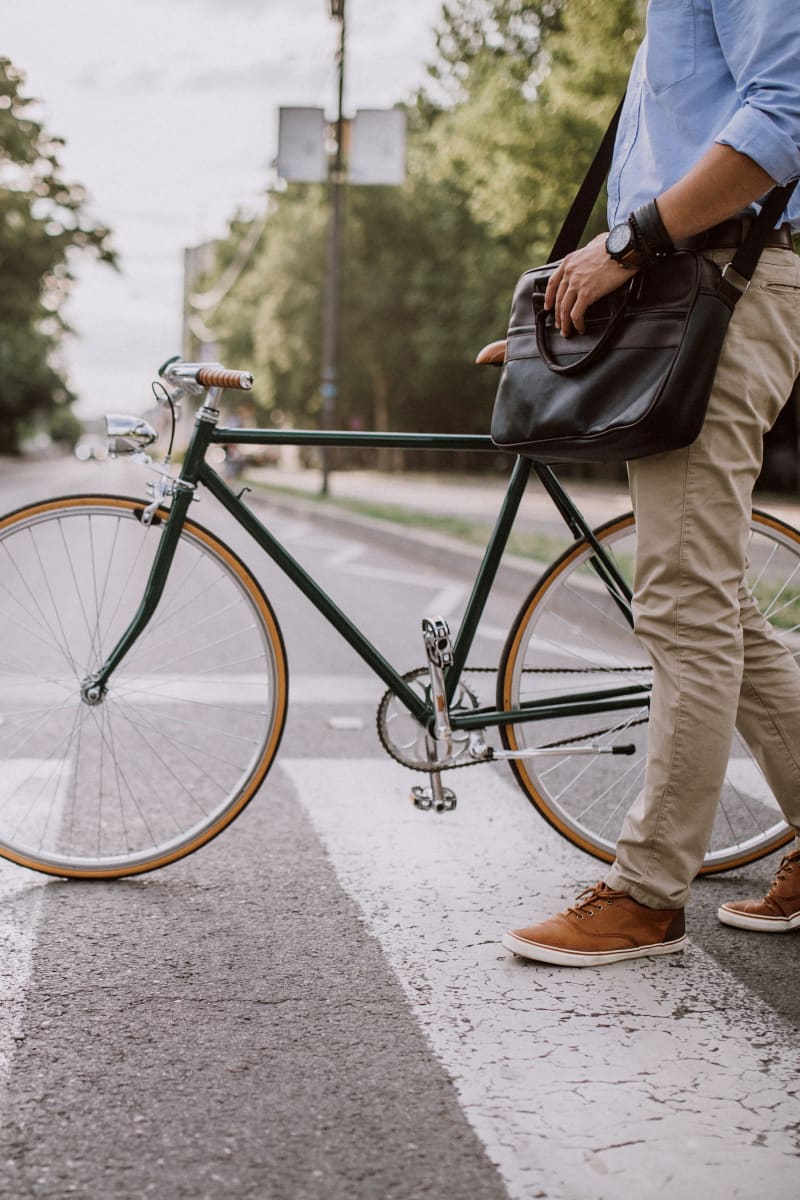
[721,263,751,296]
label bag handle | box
[534,290,630,375]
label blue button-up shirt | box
[608,0,800,229]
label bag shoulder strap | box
[721,179,798,302]
[548,97,625,262]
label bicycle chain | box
[376,664,651,774]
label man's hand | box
[544,233,638,336]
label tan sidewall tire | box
[498,510,794,874]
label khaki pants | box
[605,247,800,908]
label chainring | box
[376,668,482,773]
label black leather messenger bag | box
[490,104,797,464]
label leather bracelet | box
[627,212,650,261]
[631,199,674,257]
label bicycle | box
[0,356,797,880]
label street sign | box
[349,108,406,186]
[277,107,328,184]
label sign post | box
[276,2,407,494]
[319,0,347,494]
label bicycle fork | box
[80,485,196,705]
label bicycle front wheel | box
[0,494,288,878]
[498,510,797,873]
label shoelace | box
[767,851,800,895]
[565,884,627,920]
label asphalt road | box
[0,454,797,1200]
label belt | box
[676,219,794,252]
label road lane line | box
[0,833,55,1108]
[0,674,382,707]
[282,757,799,1200]
[0,866,46,1086]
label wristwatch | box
[606,218,644,269]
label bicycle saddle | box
[475,339,507,366]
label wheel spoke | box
[0,498,286,876]
[500,514,795,872]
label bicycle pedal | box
[410,784,457,813]
[422,616,453,669]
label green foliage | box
[201,1,645,456]
[209,194,327,426]
[424,1,564,104]
[423,0,642,263]
[0,57,115,453]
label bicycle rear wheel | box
[498,510,797,873]
[0,494,288,878]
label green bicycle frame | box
[86,409,650,733]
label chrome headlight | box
[105,414,158,458]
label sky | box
[4,0,444,418]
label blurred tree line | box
[0,57,115,454]
[200,0,644,466]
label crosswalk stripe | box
[282,756,798,1200]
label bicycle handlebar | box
[160,359,254,392]
[196,366,254,391]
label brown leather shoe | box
[718,847,800,933]
[502,882,686,966]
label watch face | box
[606,222,634,257]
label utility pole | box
[319,0,347,496]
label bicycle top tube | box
[159,356,504,454]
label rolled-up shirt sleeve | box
[712,0,800,184]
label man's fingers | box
[544,263,565,310]
[571,296,588,335]
[556,284,578,336]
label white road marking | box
[326,715,365,731]
[0,764,68,1110]
[321,542,366,569]
[0,673,380,707]
[475,623,508,642]
[283,757,799,1200]
[426,583,467,619]
[0,862,46,1098]
[279,526,469,613]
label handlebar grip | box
[195,367,254,391]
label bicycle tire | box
[498,509,797,873]
[0,493,288,879]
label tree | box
[0,57,115,453]
[209,191,328,428]
[421,0,643,264]
[203,1,646,460]
[423,0,564,107]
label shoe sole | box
[717,905,800,933]
[501,931,686,967]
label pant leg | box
[605,247,800,908]
[735,577,800,827]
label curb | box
[245,481,549,595]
